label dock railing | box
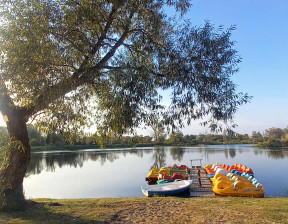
[190,159,203,168]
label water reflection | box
[170,147,184,161]
[24,145,288,198]
[266,150,288,159]
[27,147,187,175]
[223,148,236,158]
[254,148,288,159]
[27,147,288,176]
[229,148,236,158]
[27,151,122,175]
[150,147,166,169]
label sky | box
[174,0,288,135]
[1,0,288,136]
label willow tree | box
[0,0,250,210]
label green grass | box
[0,197,287,224]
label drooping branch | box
[26,11,135,117]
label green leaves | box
[0,0,250,136]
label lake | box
[23,145,288,199]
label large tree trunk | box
[0,113,30,211]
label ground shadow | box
[0,200,109,224]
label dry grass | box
[0,197,287,224]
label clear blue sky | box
[178,0,288,135]
[1,0,287,135]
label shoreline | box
[31,143,257,152]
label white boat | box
[141,180,192,197]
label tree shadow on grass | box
[0,200,109,224]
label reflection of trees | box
[229,148,236,158]
[224,148,228,159]
[170,147,184,161]
[27,146,286,177]
[197,147,228,163]
[130,149,145,158]
[223,147,236,159]
[151,147,166,169]
[26,151,124,175]
[26,153,45,175]
[266,150,288,159]
[26,148,157,176]
[254,148,288,159]
[96,152,120,165]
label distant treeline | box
[256,127,288,147]
[1,125,288,149]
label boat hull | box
[141,180,192,197]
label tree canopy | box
[0,0,250,135]
[0,0,253,210]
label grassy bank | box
[0,197,287,224]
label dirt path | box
[110,198,267,224]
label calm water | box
[23,145,288,198]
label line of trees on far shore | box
[1,125,288,149]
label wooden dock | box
[189,166,215,198]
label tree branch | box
[0,82,13,116]
[90,6,118,56]
[102,66,139,70]
[0,81,28,120]
[25,10,135,118]
[84,11,135,78]
[50,63,78,71]
[25,74,87,116]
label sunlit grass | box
[0,197,287,223]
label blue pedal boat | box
[141,180,192,197]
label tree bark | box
[0,111,30,211]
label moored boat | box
[212,173,264,197]
[141,180,192,197]
[205,163,264,198]
[146,165,190,183]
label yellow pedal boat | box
[212,173,264,197]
